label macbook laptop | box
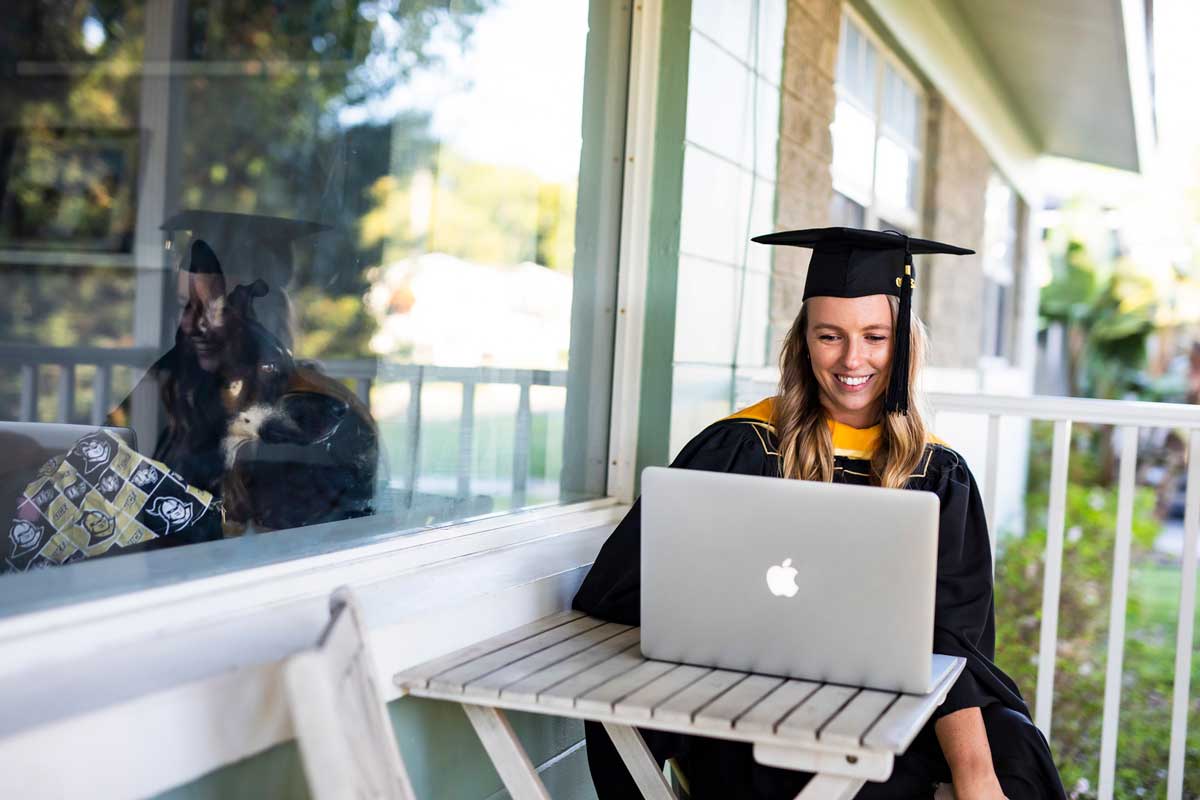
[640,466,955,694]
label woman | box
[109,212,379,539]
[572,228,1066,799]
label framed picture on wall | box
[0,126,140,253]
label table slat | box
[693,674,786,733]
[500,628,642,704]
[861,659,966,753]
[614,664,712,720]
[575,659,679,715]
[542,646,651,711]
[652,669,750,726]
[734,679,822,736]
[466,623,632,698]
[430,617,607,693]
[776,684,859,743]
[395,610,583,690]
[820,689,897,749]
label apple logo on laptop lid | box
[766,558,799,598]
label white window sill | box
[0,499,627,798]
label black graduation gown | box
[573,408,1067,799]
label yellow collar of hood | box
[723,397,895,458]
[825,417,881,458]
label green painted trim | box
[561,0,631,502]
[634,0,692,489]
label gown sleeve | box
[571,422,777,626]
[926,447,1031,720]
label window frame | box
[0,0,643,619]
[831,6,927,234]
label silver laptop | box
[640,466,956,694]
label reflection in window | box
[830,13,924,231]
[0,1,614,577]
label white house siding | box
[668,0,788,458]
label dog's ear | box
[227,279,270,319]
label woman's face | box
[803,294,894,428]
[176,270,230,373]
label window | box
[0,1,623,591]
[981,174,1019,360]
[829,12,924,232]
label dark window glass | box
[0,1,621,590]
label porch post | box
[130,0,187,449]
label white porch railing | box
[928,392,1200,800]
[0,345,567,511]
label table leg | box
[794,773,866,800]
[461,704,552,800]
[600,722,678,800]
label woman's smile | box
[835,373,875,391]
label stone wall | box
[919,95,992,368]
[770,0,841,364]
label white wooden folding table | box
[394,610,964,800]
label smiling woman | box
[573,228,1068,797]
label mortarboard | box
[162,210,328,280]
[751,226,975,414]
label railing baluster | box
[984,413,1002,563]
[458,382,475,498]
[1035,418,1071,737]
[404,370,423,508]
[512,378,532,509]
[1098,425,1138,800]
[1167,429,1200,800]
[56,364,75,423]
[19,364,38,422]
[91,364,112,426]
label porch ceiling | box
[947,0,1149,172]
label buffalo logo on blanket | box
[146,496,194,534]
[76,435,113,474]
[81,509,116,545]
[31,486,57,510]
[9,520,43,557]
[98,472,123,497]
[130,463,161,489]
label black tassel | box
[885,251,913,415]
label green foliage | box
[293,287,378,360]
[994,422,1200,798]
[1039,239,1158,400]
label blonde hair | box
[774,296,929,489]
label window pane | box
[837,18,876,109]
[831,99,876,203]
[0,1,618,588]
[830,192,866,228]
[882,65,919,146]
[983,176,1018,281]
[874,134,918,214]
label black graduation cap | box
[751,226,975,414]
[161,210,328,280]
